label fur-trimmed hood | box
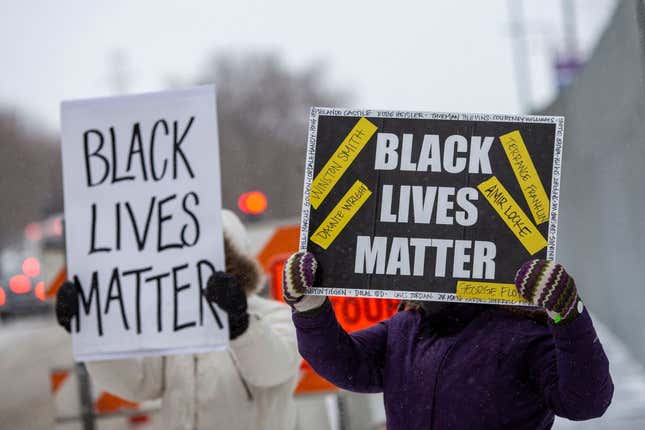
[221,209,264,293]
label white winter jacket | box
[86,295,300,430]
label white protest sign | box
[61,86,228,361]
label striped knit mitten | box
[283,252,326,313]
[514,260,584,324]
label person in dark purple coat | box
[282,255,613,429]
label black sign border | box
[299,107,564,304]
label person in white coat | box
[55,210,301,430]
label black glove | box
[56,281,79,333]
[205,272,249,340]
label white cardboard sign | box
[61,86,228,361]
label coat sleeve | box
[229,298,301,388]
[527,308,614,420]
[85,357,164,402]
[292,299,387,393]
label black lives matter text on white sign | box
[61,86,228,362]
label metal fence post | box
[337,393,348,430]
[75,362,96,430]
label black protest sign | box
[61,86,227,361]
[300,108,563,304]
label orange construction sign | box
[257,225,300,273]
[269,257,399,333]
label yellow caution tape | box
[499,130,550,225]
[309,117,377,209]
[477,176,548,255]
[310,180,372,250]
[456,280,528,303]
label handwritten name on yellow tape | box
[477,176,548,255]
[456,281,528,303]
[309,117,377,209]
[310,180,372,250]
[499,130,550,225]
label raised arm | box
[284,252,388,393]
[229,297,301,387]
[293,299,387,392]
[515,260,613,419]
[205,272,300,388]
[528,310,613,420]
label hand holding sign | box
[55,281,79,333]
[282,252,326,313]
[205,272,249,340]
[515,260,583,323]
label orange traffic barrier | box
[94,392,139,414]
[256,225,300,273]
[50,370,70,394]
[46,267,67,299]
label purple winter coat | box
[293,300,613,430]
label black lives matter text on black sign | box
[300,108,563,304]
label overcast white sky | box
[0,0,617,134]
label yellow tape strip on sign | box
[456,281,528,303]
[309,117,378,209]
[310,180,372,250]
[498,130,550,225]
[477,176,548,255]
